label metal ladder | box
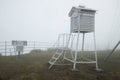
[48,49,64,69]
[48,33,71,69]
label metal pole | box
[104,40,120,61]
[63,34,65,47]
[62,33,65,60]
[10,48,11,56]
[82,32,85,51]
[14,46,17,56]
[5,41,7,56]
[34,41,35,49]
[66,34,69,46]
[93,32,99,70]
[70,35,75,59]
[57,34,61,48]
[73,33,80,70]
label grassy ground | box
[0,50,120,80]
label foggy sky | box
[0,0,120,50]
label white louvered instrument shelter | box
[69,6,96,33]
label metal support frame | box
[71,32,99,70]
[48,13,99,70]
[48,32,99,71]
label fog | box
[0,0,120,50]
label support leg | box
[82,32,85,51]
[63,34,65,47]
[72,33,80,70]
[93,32,99,71]
[70,35,75,59]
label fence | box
[0,41,54,56]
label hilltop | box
[0,50,120,80]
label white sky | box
[0,0,120,50]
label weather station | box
[48,5,101,71]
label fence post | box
[10,48,12,56]
[34,41,35,49]
[5,41,7,56]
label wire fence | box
[0,41,54,56]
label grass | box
[0,50,120,80]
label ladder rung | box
[53,53,59,57]
[52,56,58,60]
[49,58,56,63]
[48,61,54,64]
[56,52,63,55]
[52,52,62,57]
[55,52,60,55]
